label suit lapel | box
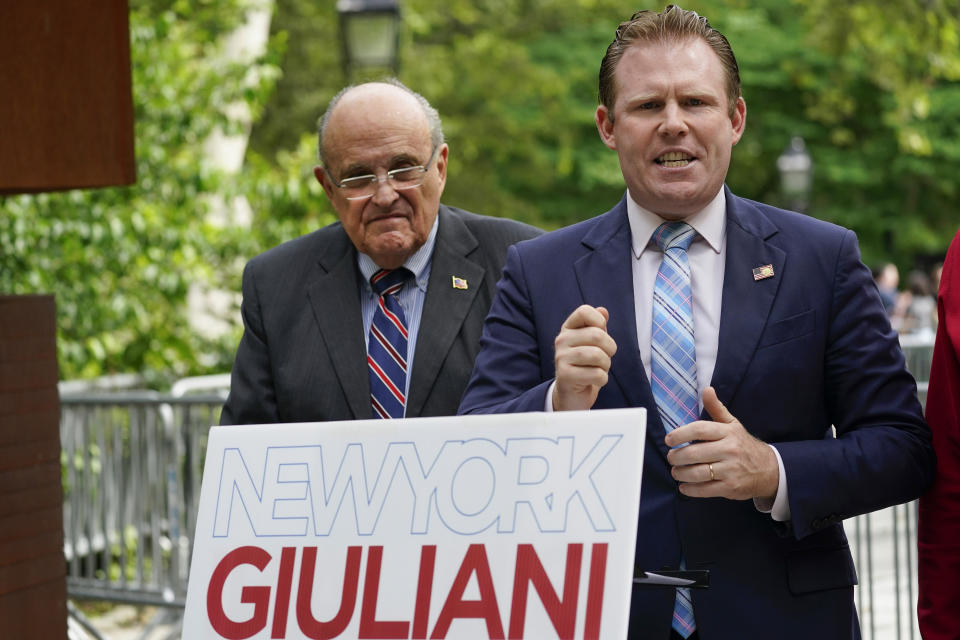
[576,201,668,459]
[407,208,485,416]
[306,229,371,420]
[710,190,785,406]
[574,200,662,440]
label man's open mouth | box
[655,152,694,168]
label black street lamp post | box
[776,136,813,213]
[337,0,401,80]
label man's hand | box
[665,386,779,500]
[552,305,617,411]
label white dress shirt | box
[627,189,726,397]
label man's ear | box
[314,166,335,200]
[434,143,449,191]
[730,97,747,146]
[595,105,617,150]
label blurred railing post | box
[60,389,225,637]
[848,333,933,640]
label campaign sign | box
[183,409,646,640]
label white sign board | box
[183,409,646,639]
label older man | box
[459,6,933,639]
[221,80,540,424]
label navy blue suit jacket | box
[459,188,934,639]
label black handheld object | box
[633,568,710,589]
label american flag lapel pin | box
[452,276,468,290]
[752,264,775,281]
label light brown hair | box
[598,5,741,119]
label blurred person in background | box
[918,226,960,639]
[931,261,944,323]
[873,261,900,315]
[873,261,912,330]
[904,269,937,336]
[871,262,911,331]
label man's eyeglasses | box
[326,145,441,201]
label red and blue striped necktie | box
[368,268,413,419]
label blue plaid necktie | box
[650,221,698,638]
[368,268,413,419]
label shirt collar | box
[627,187,726,258]
[357,214,439,291]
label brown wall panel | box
[0,410,61,445]
[0,388,61,417]
[0,462,61,492]
[0,336,57,362]
[0,1,135,193]
[0,580,67,639]
[0,435,61,472]
[0,359,60,392]
[0,553,67,596]
[0,530,63,567]
[0,482,63,520]
[0,506,63,544]
[0,295,66,638]
[0,296,56,339]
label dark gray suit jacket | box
[220,205,542,424]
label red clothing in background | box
[918,226,960,639]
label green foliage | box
[4,0,959,382]
[0,0,279,384]
[246,0,342,157]
[253,0,960,269]
[394,0,635,228]
[243,133,339,250]
[778,0,960,266]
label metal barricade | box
[851,500,921,640]
[59,336,934,640]
[845,335,934,640]
[60,391,224,637]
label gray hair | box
[317,78,445,166]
